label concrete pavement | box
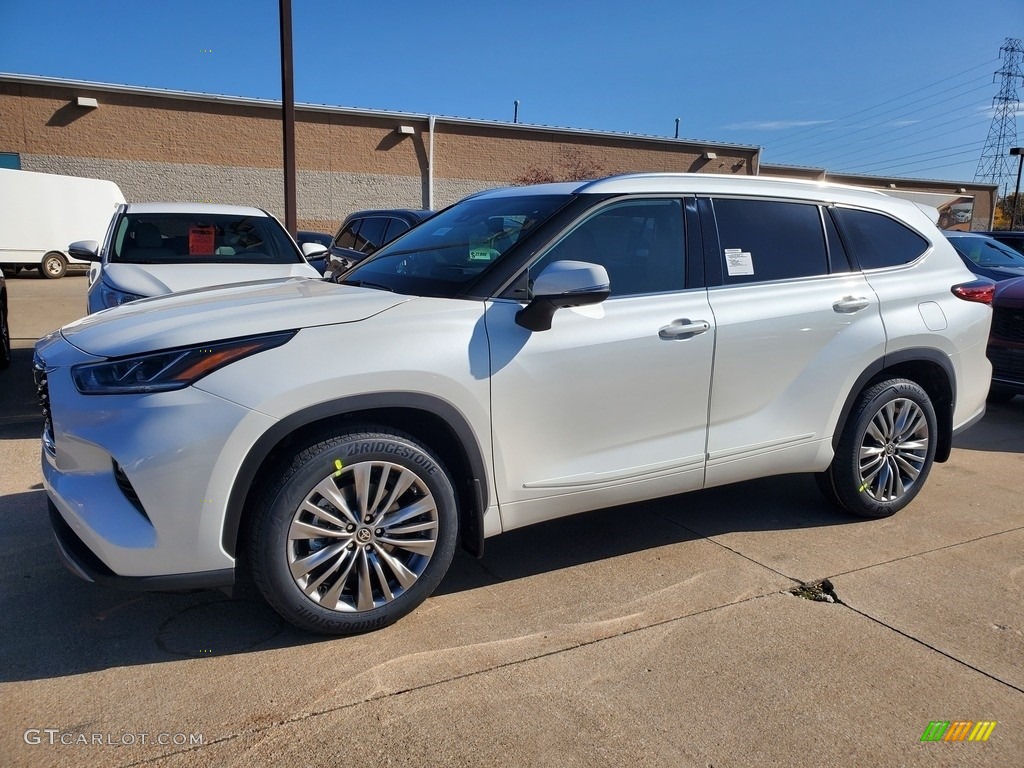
[0,273,1021,766]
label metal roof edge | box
[0,72,760,152]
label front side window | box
[343,194,570,298]
[334,221,361,250]
[712,198,829,284]
[110,213,301,265]
[833,207,929,270]
[530,198,685,297]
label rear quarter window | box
[833,208,929,270]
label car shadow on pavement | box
[436,472,850,599]
[951,397,1024,453]
[0,474,851,684]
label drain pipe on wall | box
[427,115,436,210]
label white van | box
[0,168,125,278]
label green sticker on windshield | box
[469,246,500,262]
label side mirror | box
[68,240,100,262]
[301,242,329,258]
[516,260,610,332]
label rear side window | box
[712,199,829,284]
[833,208,929,269]
[384,218,411,242]
[355,217,388,254]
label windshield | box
[111,212,302,265]
[949,236,1024,268]
[341,194,571,297]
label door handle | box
[658,319,711,340]
[833,296,871,313]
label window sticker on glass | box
[189,225,216,255]
[469,240,499,261]
[725,248,754,276]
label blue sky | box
[2,0,1022,187]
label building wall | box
[760,164,997,230]
[0,78,758,233]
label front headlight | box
[71,331,296,395]
[99,280,145,308]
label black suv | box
[324,209,433,279]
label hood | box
[994,275,1024,306]
[62,278,411,357]
[100,261,320,296]
[986,265,1024,281]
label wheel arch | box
[223,393,489,562]
[833,348,956,464]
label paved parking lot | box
[1,273,1021,766]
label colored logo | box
[920,721,996,742]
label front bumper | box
[36,332,277,584]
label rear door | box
[700,197,887,487]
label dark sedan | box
[974,230,1024,256]
[324,209,433,280]
[945,232,1024,282]
[987,275,1024,402]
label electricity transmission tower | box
[975,38,1024,196]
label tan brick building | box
[0,73,996,234]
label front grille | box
[33,358,55,456]
[987,345,1024,384]
[991,306,1024,343]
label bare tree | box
[512,148,605,185]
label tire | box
[0,294,10,371]
[816,379,937,518]
[1,265,20,277]
[987,385,1017,404]
[41,252,67,279]
[247,427,459,635]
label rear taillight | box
[951,279,996,304]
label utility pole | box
[279,0,297,236]
[975,38,1024,199]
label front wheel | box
[816,379,937,518]
[248,427,459,635]
[41,252,67,279]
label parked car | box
[974,230,1024,256]
[944,232,1024,281]
[295,230,333,275]
[323,209,433,279]
[36,173,993,635]
[0,271,10,370]
[72,203,322,313]
[987,275,1024,402]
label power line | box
[765,57,998,152]
[768,79,993,158]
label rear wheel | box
[41,252,67,279]
[816,379,936,518]
[248,427,458,635]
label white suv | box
[36,174,994,635]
